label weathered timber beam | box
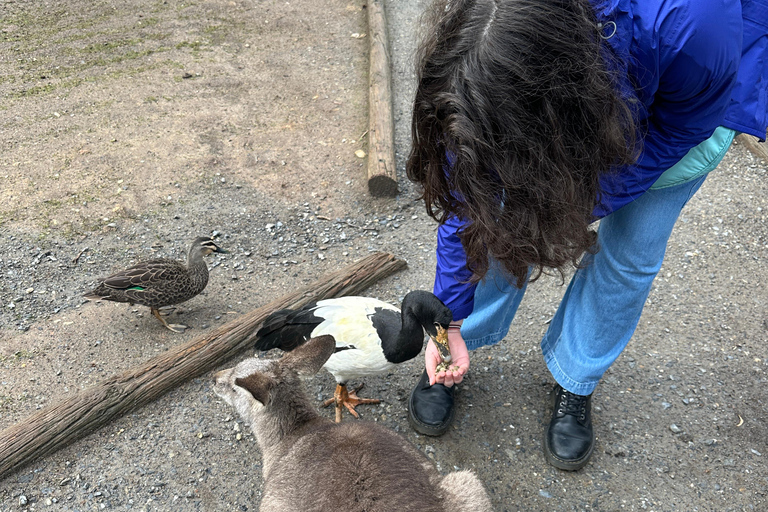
[736,132,768,163]
[366,0,397,197]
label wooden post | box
[0,252,407,480]
[366,0,398,197]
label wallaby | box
[213,334,494,512]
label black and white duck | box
[254,290,453,422]
[84,236,227,332]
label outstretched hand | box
[425,326,469,387]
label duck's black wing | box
[254,303,323,352]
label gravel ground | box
[1,0,767,511]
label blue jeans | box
[461,175,707,395]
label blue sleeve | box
[596,0,742,216]
[433,214,476,320]
[723,0,768,140]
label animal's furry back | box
[259,421,492,512]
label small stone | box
[19,495,27,506]
[670,424,682,434]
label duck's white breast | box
[309,297,399,382]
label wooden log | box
[736,132,768,163]
[366,0,398,197]
[0,252,407,480]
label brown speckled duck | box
[84,236,228,332]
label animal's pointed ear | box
[280,334,336,375]
[235,372,275,405]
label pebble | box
[670,424,682,434]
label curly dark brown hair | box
[407,0,638,287]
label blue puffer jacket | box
[435,0,768,321]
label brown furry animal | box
[213,335,493,512]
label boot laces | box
[558,389,587,421]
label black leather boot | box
[544,384,595,471]
[408,370,456,436]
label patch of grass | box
[141,17,161,28]
[7,58,183,100]
[10,82,59,99]
[76,46,170,69]
[176,40,204,51]
[7,75,85,99]
[80,38,142,53]
[203,24,224,35]
[0,350,35,365]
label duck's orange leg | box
[322,383,380,422]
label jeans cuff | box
[542,342,600,396]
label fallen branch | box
[72,247,89,264]
[0,252,407,481]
